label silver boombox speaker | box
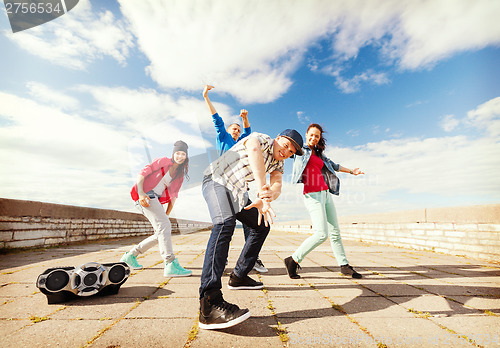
[36,262,130,304]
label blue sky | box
[0,0,499,222]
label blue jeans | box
[199,175,270,298]
[242,191,252,242]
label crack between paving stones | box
[274,251,386,347]
[328,258,488,348]
[84,249,205,347]
[182,250,205,348]
[257,272,289,347]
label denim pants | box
[131,194,175,263]
[292,190,348,266]
[199,175,270,298]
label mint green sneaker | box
[164,258,192,277]
[120,251,143,270]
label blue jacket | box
[291,146,341,195]
[212,113,252,157]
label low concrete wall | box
[274,204,500,262]
[0,198,212,250]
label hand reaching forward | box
[244,198,276,227]
[352,168,365,175]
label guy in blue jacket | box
[203,85,268,273]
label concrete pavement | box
[1,229,499,347]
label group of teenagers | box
[120,85,365,330]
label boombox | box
[36,262,130,304]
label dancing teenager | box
[121,140,192,277]
[203,85,268,273]
[199,129,303,329]
[284,124,364,280]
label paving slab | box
[92,318,196,348]
[0,229,499,347]
[284,316,366,348]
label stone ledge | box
[0,198,213,251]
[336,204,500,224]
[0,197,147,221]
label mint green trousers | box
[292,190,348,266]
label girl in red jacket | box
[121,140,192,277]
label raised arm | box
[203,85,217,115]
[245,137,267,191]
[240,109,250,129]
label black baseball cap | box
[278,129,304,156]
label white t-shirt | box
[152,170,173,196]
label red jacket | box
[130,157,184,204]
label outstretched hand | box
[203,85,214,98]
[352,168,365,175]
[240,109,248,119]
[244,198,276,227]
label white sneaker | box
[252,258,268,273]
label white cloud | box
[387,0,500,70]
[346,129,359,137]
[125,0,498,100]
[0,91,128,169]
[76,85,225,153]
[329,0,500,70]
[406,100,429,108]
[170,186,210,222]
[297,111,311,124]
[466,96,500,137]
[270,97,500,219]
[1,89,498,221]
[27,81,80,110]
[0,90,134,210]
[118,0,338,103]
[440,114,460,132]
[5,0,133,69]
[323,134,500,215]
[332,69,390,94]
[6,0,498,99]
[324,0,500,92]
[0,84,223,216]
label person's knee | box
[211,212,237,226]
[156,220,172,234]
[329,234,342,243]
[222,216,237,228]
[318,235,328,244]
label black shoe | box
[227,272,264,290]
[199,289,250,330]
[284,256,301,279]
[340,264,362,279]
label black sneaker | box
[284,256,301,279]
[199,289,250,330]
[340,264,362,279]
[227,272,264,290]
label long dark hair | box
[171,151,189,181]
[307,123,326,157]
